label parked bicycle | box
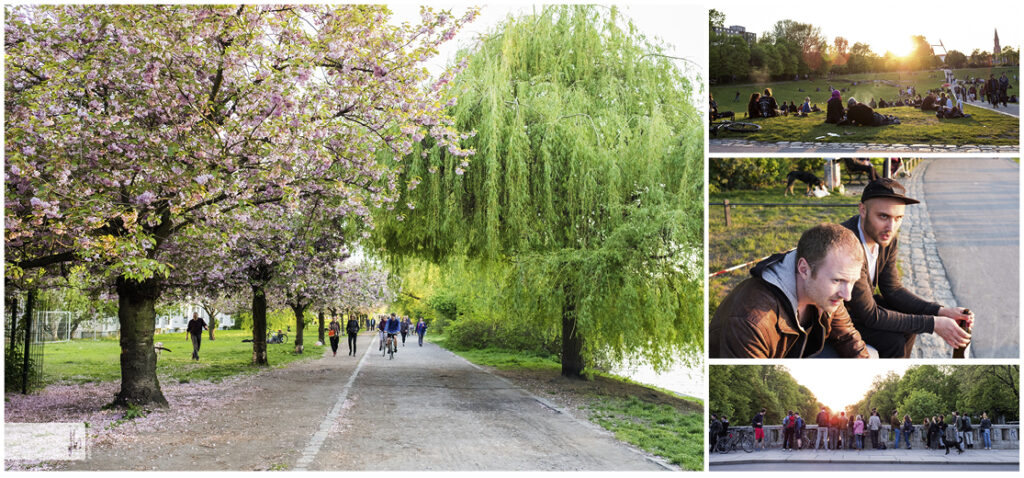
[710,120,761,137]
[268,329,288,344]
[715,429,755,454]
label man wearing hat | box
[840,178,974,358]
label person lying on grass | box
[838,97,900,127]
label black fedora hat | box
[860,178,920,204]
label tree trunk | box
[7,294,18,364]
[291,303,306,354]
[201,304,218,341]
[251,284,268,366]
[22,288,35,394]
[318,309,325,344]
[113,276,168,407]
[560,284,585,379]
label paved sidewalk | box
[710,139,1019,154]
[963,99,1020,118]
[710,448,1019,466]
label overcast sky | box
[784,362,914,411]
[388,1,707,86]
[713,0,1020,59]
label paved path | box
[964,99,1020,118]
[710,139,1019,154]
[920,158,1020,358]
[62,334,669,471]
[709,448,1019,468]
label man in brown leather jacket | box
[710,223,870,358]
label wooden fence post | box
[724,199,731,227]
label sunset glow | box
[785,363,913,412]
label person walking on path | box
[186,312,208,361]
[815,408,830,450]
[415,317,428,347]
[980,412,992,450]
[400,316,411,346]
[345,314,360,356]
[868,409,881,449]
[328,316,342,357]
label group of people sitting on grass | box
[743,88,822,119]
[824,90,902,126]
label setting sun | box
[879,36,916,58]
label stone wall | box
[725,424,1019,450]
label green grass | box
[711,67,1019,145]
[428,335,561,371]
[588,396,704,470]
[709,187,861,312]
[40,329,326,386]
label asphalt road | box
[921,158,1020,358]
[62,333,669,471]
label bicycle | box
[710,119,761,137]
[715,429,755,454]
[267,329,289,344]
[383,333,397,360]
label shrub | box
[444,315,558,355]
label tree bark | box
[201,303,218,341]
[251,284,268,366]
[560,283,585,379]
[22,288,35,394]
[317,309,325,344]
[291,302,306,354]
[113,276,168,407]
[7,294,18,365]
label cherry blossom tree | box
[5,4,476,406]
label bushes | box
[444,315,558,355]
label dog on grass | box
[785,170,828,197]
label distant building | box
[713,25,756,45]
[994,29,1001,65]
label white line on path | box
[964,99,1019,118]
[292,335,376,471]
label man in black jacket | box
[841,178,974,357]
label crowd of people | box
[717,72,1018,127]
[323,313,429,357]
[711,407,997,454]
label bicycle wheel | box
[741,434,754,453]
[726,122,761,133]
[388,339,395,360]
[280,334,288,344]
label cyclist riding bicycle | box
[385,313,401,355]
[377,316,387,351]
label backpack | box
[786,416,795,429]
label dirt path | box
[56,333,672,471]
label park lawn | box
[711,66,1019,115]
[709,188,860,312]
[39,329,327,386]
[711,105,1018,145]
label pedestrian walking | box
[346,314,360,356]
[328,316,342,357]
[186,312,208,361]
[415,317,428,346]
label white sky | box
[388,1,707,85]
[784,362,914,411]
[713,0,1021,59]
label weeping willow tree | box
[375,5,703,378]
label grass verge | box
[432,334,704,471]
[38,329,326,386]
[709,187,861,313]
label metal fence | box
[5,296,45,393]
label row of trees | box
[709,365,821,425]
[6,5,704,405]
[5,4,478,406]
[710,9,1019,84]
[850,365,1019,423]
[711,365,1020,428]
